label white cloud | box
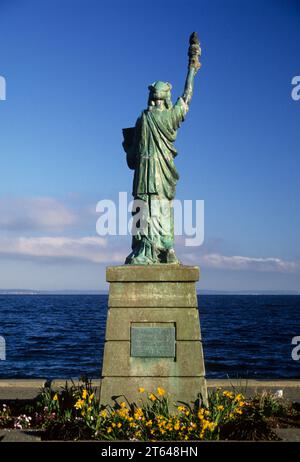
[0,197,76,231]
[0,228,298,273]
[182,252,299,273]
[0,236,124,264]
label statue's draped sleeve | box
[170,97,189,130]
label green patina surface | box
[131,324,176,358]
[123,32,201,265]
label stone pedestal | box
[100,265,207,407]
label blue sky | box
[0,0,299,291]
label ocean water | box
[0,294,299,380]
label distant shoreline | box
[0,290,299,296]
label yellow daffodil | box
[52,393,59,401]
[117,408,129,418]
[208,422,216,431]
[198,409,205,419]
[134,407,144,420]
[177,405,186,412]
[157,387,165,396]
[149,393,156,402]
[82,389,88,399]
[138,387,145,393]
[74,399,84,410]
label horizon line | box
[0,289,299,295]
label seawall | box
[1,379,300,401]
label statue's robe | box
[122,97,188,263]
[124,97,188,201]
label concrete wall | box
[1,379,300,402]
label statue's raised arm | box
[182,32,201,106]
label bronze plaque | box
[131,325,175,358]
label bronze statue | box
[123,32,201,265]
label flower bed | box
[0,379,299,441]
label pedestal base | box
[100,265,207,407]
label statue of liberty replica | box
[123,33,201,265]
[100,33,207,407]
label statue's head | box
[148,81,172,110]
